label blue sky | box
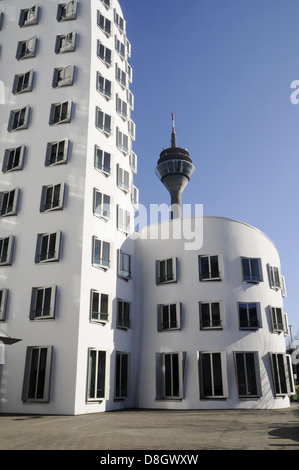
[121,0,299,338]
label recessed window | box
[92,237,110,269]
[115,352,129,399]
[55,32,76,53]
[35,231,61,263]
[30,286,56,320]
[57,1,77,21]
[199,351,228,398]
[115,35,126,59]
[8,105,30,131]
[53,65,74,88]
[156,257,177,285]
[3,145,25,173]
[40,183,65,212]
[117,205,130,234]
[116,128,129,154]
[87,349,106,401]
[115,64,127,88]
[156,352,185,400]
[49,100,72,125]
[117,250,131,280]
[117,165,129,192]
[16,37,37,60]
[199,255,221,281]
[0,236,14,266]
[93,189,110,219]
[158,302,181,331]
[22,346,53,403]
[97,40,112,67]
[97,11,111,36]
[0,188,20,216]
[96,72,111,99]
[117,299,131,329]
[116,95,128,119]
[45,139,69,166]
[94,146,111,175]
[96,108,111,135]
[269,306,285,333]
[199,302,222,329]
[90,290,109,323]
[13,70,34,94]
[19,6,39,27]
[234,352,261,398]
[269,353,295,397]
[114,9,125,33]
[241,257,263,283]
[238,302,260,329]
[0,289,8,321]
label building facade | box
[0,0,293,415]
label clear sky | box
[121,0,299,338]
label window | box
[90,290,109,323]
[22,346,52,403]
[30,286,56,320]
[116,128,129,154]
[115,36,126,59]
[87,349,106,401]
[8,105,30,131]
[131,185,139,208]
[268,264,281,290]
[117,299,130,329]
[0,289,8,321]
[281,275,287,297]
[93,189,110,219]
[97,11,111,36]
[199,302,222,329]
[97,41,112,67]
[46,139,69,166]
[127,90,134,110]
[96,108,111,135]
[270,306,285,333]
[116,95,128,119]
[129,151,137,173]
[35,231,61,263]
[269,353,295,397]
[94,147,111,175]
[49,100,72,125]
[126,62,132,82]
[57,1,77,21]
[129,119,136,140]
[19,6,39,27]
[96,72,112,99]
[100,0,110,9]
[234,352,261,398]
[238,302,260,329]
[117,206,130,234]
[241,257,263,283]
[2,145,25,173]
[117,165,129,192]
[40,184,65,212]
[117,250,131,280]
[158,302,181,331]
[13,70,34,94]
[53,65,74,87]
[55,32,76,53]
[16,37,37,60]
[92,237,110,269]
[156,352,185,400]
[199,352,228,398]
[115,352,129,399]
[114,9,125,33]
[0,188,20,216]
[199,255,221,281]
[156,257,177,284]
[0,236,14,266]
[115,64,127,88]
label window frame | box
[95,107,111,136]
[97,10,111,36]
[45,139,69,166]
[3,145,26,173]
[16,36,37,60]
[53,65,74,88]
[157,302,181,332]
[117,249,131,280]
[29,286,57,320]
[0,288,8,322]
[156,257,177,285]
[269,306,285,334]
[115,351,129,399]
[55,32,76,54]
[94,146,111,175]
[241,257,263,284]
[129,151,137,173]
[131,185,139,208]
[198,351,228,399]
[116,95,128,120]
[234,351,261,398]
[19,6,39,27]
[268,264,281,290]
[22,346,53,403]
[269,352,295,397]
[93,188,110,220]
[156,352,185,400]
[35,231,61,264]
[117,165,129,193]
[0,188,20,217]
[92,236,110,270]
[0,236,14,266]
[49,100,72,125]
[238,302,261,330]
[100,0,111,10]
[96,72,112,100]
[117,205,130,234]
[117,299,131,329]
[115,64,127,88]
[8,105,30,132]
[40,183,65,213]
[12,69,34,94]
[198,254,221,281]
[199,301,223,329]
[116,127,129,154]
[90,289,109,324]
[57,1,77,22]
[87,349,106,401]
[97,40,112,67]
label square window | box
[40,183,65,212]
[87,349,106,401]
[0,236,14,266]
[241,257,263,283]
[199,302,222,329]
[19,6,39,27]
[0,289,8,321]
[55,32,76,53]
[2,145,25,173]
[16,37,37,60]
[156,257,177,284]
[90,290,109,323]
[199,255,221,281]
[94,147,111,175]
[22,346,53,402]
[49,100,72,125]
[238,302,260,329]
[8,105,30,131]
[13,70,34,94]
[57,1,77,21]
[92,237,110,269]
[46,139,69,166]
[30,286,56,320]
[0,188,20,216]
[53,65,74,88]
[35,231,61,263]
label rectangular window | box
[116,128,129,154]
[35,231,61,263]
[53,65,74,88]
[115,36,126,59]
[199,255,221,281]
[129,119,135,140]
[0,289,8,321]
[30,286,56,320]
[116,95,128,119]
[96,108,111,135]
[90,290,109,323]
[156,257,177,284]
[114,9,125,33]
[19,6,39,27]
[22,346,52,403]
[115,64,127,88]
[117,165,129,192]
[115,352,129,399]
[269,353,295,396]
[92,237,110,269]
[131,185,139,208]
[238,302,260,329]
[13,70,34,94]
[94,147,111,175]
[55,32,76,53]
[127,90,134,110]
[268,265,281,290]
[93,189,110,219]
[234,352,260,398]
[3,145,25,173]
[158,302,181,331]
[100,0,110,9]
[117,206,130,234]
[0,188,20,216]
[50,100,72,125]
[163,352,184,399]
[129,151,137,173]
[97,11,111,36]
[8,105,30,131]
[57,1,77,21]
[46,139,69,166]
[199,302,222,329]
[97,73,112,99]
[126,62,133,82]
[0,236,14,266]
[281,275,287,298]
[40,184,65,212]
[87,349,106,401]
[270,306,285,333]
[241,257,263,283]
[199,352,228,398]
[16,37,37,60]
[97,41,112,67]
[117,299,131,329]
[117,250,131,280]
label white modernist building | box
[0,0,293,415]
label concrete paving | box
[0,403,298,452]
